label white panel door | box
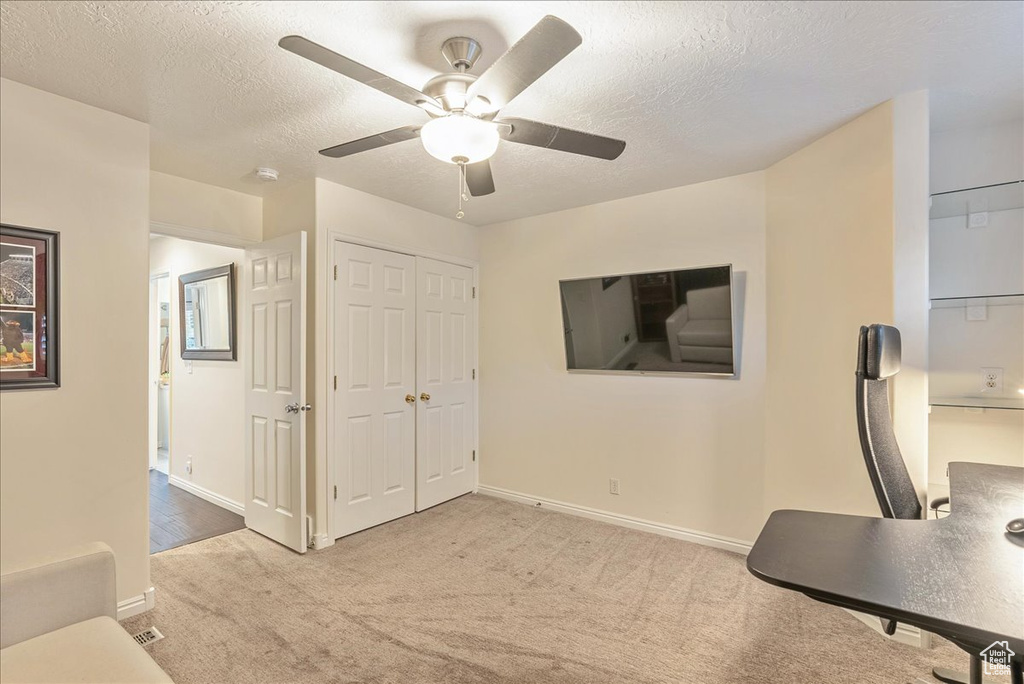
[334,242,417,537]
[244,232,307,553]
[416,257,476,511]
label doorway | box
[149,273,171,474]
[147,235,245,554]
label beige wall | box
[478,172,767,543]
[764,102,905,517]
[149,235,246,508]
[0,78,151,601]
[890,91,931,503]
[151,171,262,244]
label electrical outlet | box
[967,211,989,229]
[609,478,620,495]
[965,305,987,322]
[966,210,991,229]
[980,368,1003,393]
[186,457,193,474]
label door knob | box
[420,393,431,402]
[285,403,300,414]
[405,394,416,404]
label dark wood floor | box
[150,470,245,554]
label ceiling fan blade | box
[497,118,625,160]
[279,35,443,113]
[319,125,422,158]
[465,160,496,196]
[465,16,582,116]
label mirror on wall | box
[179,263,236,361]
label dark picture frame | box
[178,263,236,361]
[0,224,60,391]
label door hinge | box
[472,368,476,380]
[333,485,337,500]
[472,286,476,299]
[333,265,338,281]
[333,375,337,390]
[472,450,476,462]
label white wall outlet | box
[967,211,989,229]
[609,478,620,495]
[185,360,193,375]
[980,368,1003,393]
[965,305,987,322]
[185,457,193,474]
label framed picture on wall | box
[0,224,60,390]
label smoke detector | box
[254,167,279,182]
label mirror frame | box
[178,263,236,361]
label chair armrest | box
[0,542,117,649]
[665,304,689,338]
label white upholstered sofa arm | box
[665,304,689,363]
[0,542,117,649]
[665,304,688,339]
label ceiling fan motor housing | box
[422,72,478,114]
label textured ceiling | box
[1,1,1021,226]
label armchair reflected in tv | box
[559,265,735,376]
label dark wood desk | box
[748,462,1024,675]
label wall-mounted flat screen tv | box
[559,265,734,376]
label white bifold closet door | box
[333,243,476,539]
[415,256,476,512]
[334,243,417,537]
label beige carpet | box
[123,494,978,684]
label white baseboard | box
[168,475,244,515]
[117,586,155,620]
[311,533,334,550]
[604,339,638,370]
[845,608,925,648]
[477,485,753,555]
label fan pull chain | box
[455,158,469,219]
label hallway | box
[149,470,244,554]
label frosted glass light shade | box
[420,115,499,164]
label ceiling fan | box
[279,15,625,213]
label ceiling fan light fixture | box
[420,115,499,164]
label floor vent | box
[132,627,164,647]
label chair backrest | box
[855,324,922,521]
[686,285,731,320]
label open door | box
[244,232,308,553]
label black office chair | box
[855,324,1009,684]
[854,323,949,524]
